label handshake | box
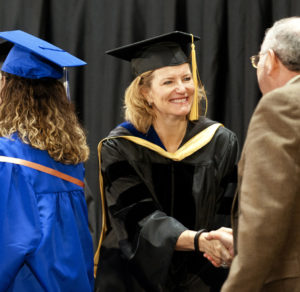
[198,227,234,268]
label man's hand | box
[198,230,233,267]
[203,227,234,267]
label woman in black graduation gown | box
[94,31,238,292]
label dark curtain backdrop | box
[1,0,300,247]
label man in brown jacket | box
[207,17,300,291]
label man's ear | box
[266,49,279,75]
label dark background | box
[1,0,299,246]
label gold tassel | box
[189,34,199,121]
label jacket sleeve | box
[222,89,300,291]
[99,138,187,290]
[0,162,41,291]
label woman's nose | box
[175,82,186,93]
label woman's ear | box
[0,74,5,91]
[141,87,152,104]
[141,87,147,98]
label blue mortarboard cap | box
[0,30,86,79]
[0,40,13,62]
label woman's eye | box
[183,76,191,82]
[163,80,172,85]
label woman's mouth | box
[170,97,189,103]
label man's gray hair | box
[261,17,300,72]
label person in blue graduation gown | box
[0,30,94,291]
[94,32,238,291]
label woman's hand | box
[198,231,232,267]
[174,228,234,268]
[203,227,234,267]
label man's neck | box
[286,74,300,85]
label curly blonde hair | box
[124,69,206,133]
[0,73,89,164]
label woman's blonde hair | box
[124,70,155,133]
[124,68,206,133]
[0,73,89,164]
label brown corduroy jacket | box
[222,76,300,292]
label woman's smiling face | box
[146,63,195,120]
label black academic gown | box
[94,117,238,292]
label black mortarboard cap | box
[106,31,200,77]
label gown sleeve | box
[0,162,41,291]
[100,138,187,290]
[184,129,239,290]
[213,129,239,229]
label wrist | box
[194,229,207,254]
[198,232,209,252]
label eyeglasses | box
[250,55,260,69]
[250,51,270,69]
